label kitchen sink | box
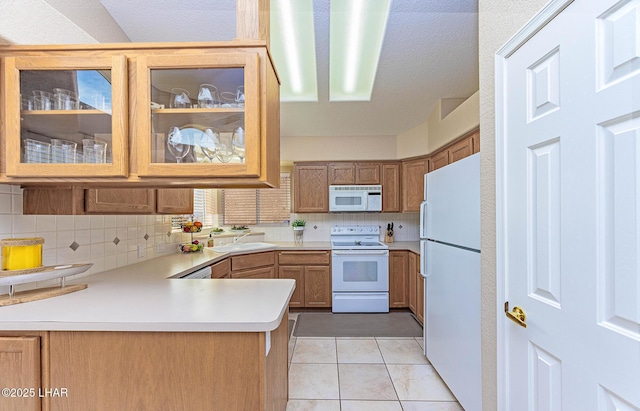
[210,242,277,253]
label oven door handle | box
[332,250,389,256]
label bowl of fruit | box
[179,240,204,253]
[181,221,203,233]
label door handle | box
[504,301,527,328]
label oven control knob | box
[357,228,362,232]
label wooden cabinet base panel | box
[48,315,288,411]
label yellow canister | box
[1,237,44,271]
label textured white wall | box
[281,135,398,161]
[478,1,550,409]
[427,90,480,153]
[0,0,128,44]
[396,121,429,159]
[396,91,479,159]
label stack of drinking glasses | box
[50,139,77,163]
[82,139,108,163]
[24,139,51,163]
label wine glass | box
[197,84,218,108]
[215,144,234,163]
[170,88,191,108]
[167,127,190,163]
[231,126,245,162]
[199,128,220,162]
[235,86,245,107]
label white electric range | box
[330,226,389,313]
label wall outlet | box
[156,242,165,253]
[137,245,145,258]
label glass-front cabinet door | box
[136,52,261,178]
[2,56,127,177]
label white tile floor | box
[287,313,464,411]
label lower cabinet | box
[389,250,409,308]
[230,251,276,279]
[279,265,305,307]
[210,258,230,278]
[232,266,275,279]
[277,251,332,308]
[0,333,44,411]
[407,251,424,324]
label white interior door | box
[498,0,640,409]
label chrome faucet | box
[233,232,251,244]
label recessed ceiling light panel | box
[330,0,391,101]
[271,0,318,102]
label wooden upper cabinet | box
[0,43,280,188]
[294,164,329,213]
[328,162,380,185]
[428,128,480,172]
[355,163,380,184]
[22,187,192,214]
[1,54,128,179]
[449,136,474,163]
[328,163,356,184]
[156,189,193,214]
[85,188,156,214]
[381,163,401,212]
[429,150,449,172]
[471,129,480,154]
[136,52,261,179]
[402,157,429,212]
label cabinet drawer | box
[210,258,230,279]
[278,251,331,265]
[231,266,275,279]
[231,251,275,271]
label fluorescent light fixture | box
[270,0,318,102]
[330,0,391,101]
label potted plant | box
[291,219,306,231]
[291,219,306,245]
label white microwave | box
[329,185,382,212]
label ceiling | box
[98,0,479,138]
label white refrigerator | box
[419,153,481,411]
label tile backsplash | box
[0,185,183,292]
[256,212,420,243]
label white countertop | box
[0,241,419,333]
[0,249,294,333]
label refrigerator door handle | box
[420,240,429,278]
[420,200,428,239]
